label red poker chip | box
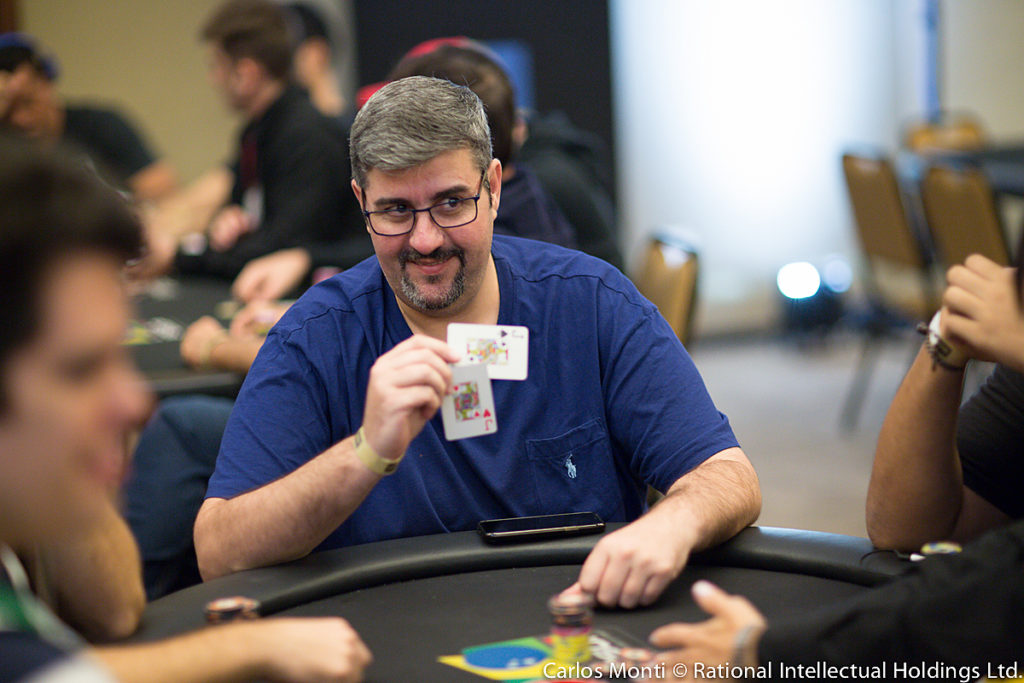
[204,595,260,624]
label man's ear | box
[351,180,370,234]
[488,158,502,217]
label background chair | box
[920,164,1011,270]
[840,152,941,430]
[631,232,700,348]
[631,231,699,507]
[903,112,987,153]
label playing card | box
[447,323,528,381]
[441,363,498,440]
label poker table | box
[128,276,244,398]
[129,524,908,681]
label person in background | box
[226,36,585,306]
[285,1,346,119]
[140,0,362,282]
[0,32,178,202]
[647,520,1024,679]
[649,233,1024,680]
[386,38,578,250]
[865,236,1024,550]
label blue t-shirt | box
[207,236,738,549]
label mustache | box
[398,246,464,266]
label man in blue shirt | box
[195,76,761,609]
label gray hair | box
[350,76,493,189]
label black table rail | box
[132,525,906,642]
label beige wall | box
[943,0,1024,141]
[22,0,238,181]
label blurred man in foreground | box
[0,136,369,682]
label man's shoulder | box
[270,87,346,145]
[493,235,632,291]
[63,105,135,134]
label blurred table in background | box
[128,276,243,398]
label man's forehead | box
[36,255,127,341]
[363,149,479,195]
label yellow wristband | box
[198,331,230,368]
[353,427,402,475]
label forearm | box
[867,345,966,550]
[90,622,267,683]
[129,161,179,204]
[150,167,232,237]
[37,498,145,642]
[207,338,262,375]
[657,448,761,552]
[759,521,1024,669]
[194,435,380,579]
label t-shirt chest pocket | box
[524,418,621,519]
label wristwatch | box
[924,311,968,371]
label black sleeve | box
[0,631,69,682]
[518,156,623,270]
[67,107,158,180]
[957,364,1024,518]
[175,119,357,279]
[303,234,375,271]
[758,520,1024,671]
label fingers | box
[690,580,732,615]
[232,265,265,303]
[179,316,228,367]
[576,545,610,599]
[230,302,288,338]
[391,334,463,365]
[209,207,252,252]
[577,519,688,608]
[963,253,1004,278]
[361,335,462,460]
[649,622,699,648]
[690,580,766,626]
[945,257,1014,313]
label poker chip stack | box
[204,596,261,624]
[919,541,962,555]
[548,592,595,664]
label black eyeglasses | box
[362,172,486,236]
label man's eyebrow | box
[370,182,474,209]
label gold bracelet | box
[198,331,230,368]
[353,426,403,475]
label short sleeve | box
[598,281,738,493]
[958,364,1024,518]
[64,108,157,180]
[205,317,350,501]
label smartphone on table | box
[476,511,605,544]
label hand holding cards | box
[440,323,529,441]
[361,335,462,462]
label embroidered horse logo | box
[564,454,577,479]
